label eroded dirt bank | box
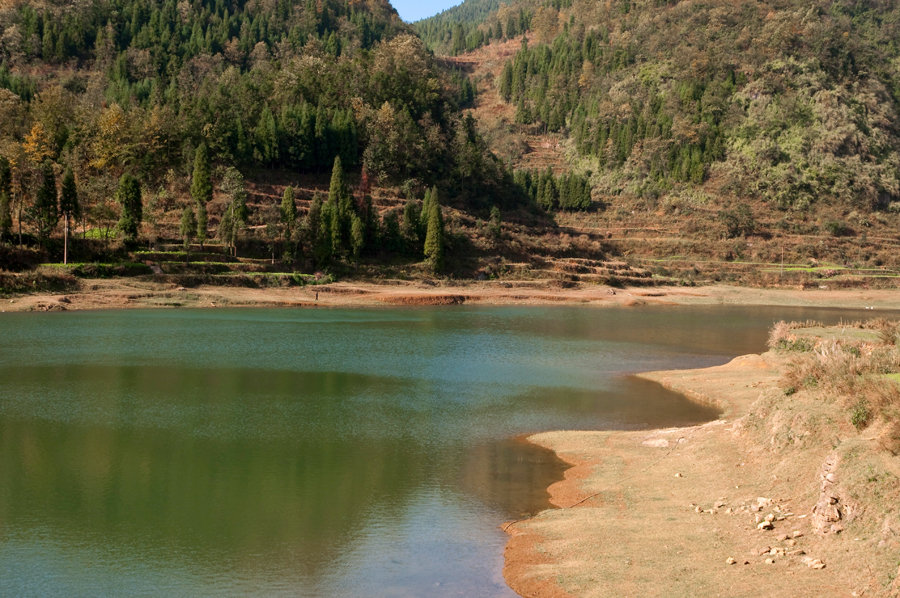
[503,352,900,597]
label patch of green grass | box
[774,337,815,352]
[81,228,115,240]
[134,251,185,257]
[794,327,880,343]
[40,262,153,278]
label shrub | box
[850,399,871,430]
[824,220,854,237]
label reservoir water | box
[0,305,890,596]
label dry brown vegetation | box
[769,319,900,454]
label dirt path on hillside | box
[503,354,894,597]
[3,279,899,313]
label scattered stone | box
[758,520,774,530]
[695,506,702,513]
[756,546,771,556]
[792,531,803,538]
[726,557,736,565]
[725,508,733,515]
[714,500,726,509]
[674,472,683,478]
[803,557,826,569]
[765,513,776,523]
[642,438,669,448]
[765,558,775,565]
[786,539,797,547]
[776,534,788,542]
[813,454,844,534]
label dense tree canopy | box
[491,0,900,210]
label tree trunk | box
[64,213,69,264]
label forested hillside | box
[1,0,899,291]
[414,0,530,56]
[422,0,900,213]
[0,0,541,280]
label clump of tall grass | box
[769,319,900,453]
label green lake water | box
[0,305,892,597]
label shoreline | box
[3,278,900,312]
[502,350,899,596]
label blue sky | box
[392,0,463,23]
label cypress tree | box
[327,155,352,253]
[423,190,444,272]
[317,199,334,267]
[30,161,58,246]
[116,173,142,243]
[306,191,322,253]
[419,186,434,240]
[0,191,10,240]
[362,194,377,250]
[402,199,420,244]
[350,213,364,261]
[0,156,11,239]
[59,167,79,262]
[191,143,212,247]
[180,205,196,255]
[281,185,296,247]
[196,202,208,247]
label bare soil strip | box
[4,279,900,312]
